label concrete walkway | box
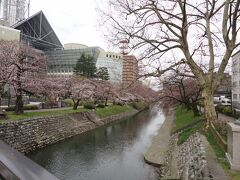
[25,107,73,112]
[144,110,175,166]
[218,112,236,123]
[200,134,229,180]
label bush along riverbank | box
[154,105,236,180]
[0,105,139,153]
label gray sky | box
[30,0,108,50]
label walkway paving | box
[200,134,230,180]
[218,112,236,123]
[25,107,73,112]
[144,110,175,166]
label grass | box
[5,108,86,121]
[173,105,204,144]
[3,105,134,122]
[205,130,240,180]
[173,105,240,178]
[178,121,203,145]
[95,105,134,118]
[174,105,202,131]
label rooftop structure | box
[0,0,30,26]
[13,11,63,51]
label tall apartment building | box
[0,0,30,26]
[232,51,240,109]
[122,55,139,86]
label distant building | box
[214,73,231,97]
[96,50,123,84]
[46,46,100,78]
[0,24,20,40]
[232,51,240,109]
[122,55,139,86]
[10,11,128,84]
[0,0,30,26]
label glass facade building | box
[46,46,123,84]
[46,47,100,78]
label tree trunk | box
[202,90,217,128]
[15,94,24,114]
[73,100,80,110]
[105,97,108,106]
[192,103,200,116]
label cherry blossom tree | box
[1,41,47,114]
[25,78,67,107]
[65,78,97,110]
[159,73,202,116]
[93,80,116,106]
[100,0,240,127]
[0,41,17,114]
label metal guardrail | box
[0,141,59,180]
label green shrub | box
[97,103,105,108]
[62,99,74,107]
[215,105,225,112]
[5,105,39,111]
[83,101,96,109]
[113,100,125,106]
[129,101,147,110]
[222,106,232,115]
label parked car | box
[221,98,231,106]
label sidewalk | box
[25,107,73,112]
[200,134,230,180]
[218,112,236,123]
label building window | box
[233,94,238,100]
[106,54,108,57]
[233,82,237,87]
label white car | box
[221,99,231,106]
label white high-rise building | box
[232,51,240,109]
[0,0,30,26]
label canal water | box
[28,107,165,180]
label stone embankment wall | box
[0,110,137,153]
[160,132,210,180]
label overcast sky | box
[30,0,108,50]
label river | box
[28,107,165,180]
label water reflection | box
[28,107,165,180]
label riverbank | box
[144,106,230,179]
[0,106,138,153]
[144,109,174,166]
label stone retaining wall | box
[159,133,210,179]
[0,110,138,153]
